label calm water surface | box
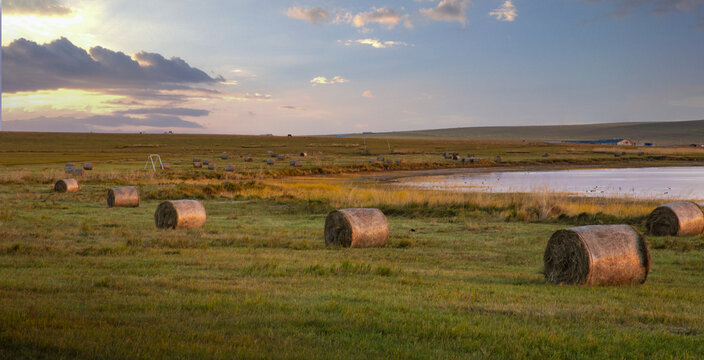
[403,166,704,200]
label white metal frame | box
[144,154,164,170]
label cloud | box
[3,0,72,16]
[352,8,407,29]
[345,38,408,49]
[2,37,224,93]
[580,0,704,19]
[3,114,203,132]
[489,1,517,21]
[280,105,305,110]
[228,92,272,100]
[362,90,374,98]
[286,6,330,24]
[420,0,472,25]
[310,76,348,85]
[114,107,210,117]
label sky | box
[1,0,703,134]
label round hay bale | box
[244,157,253,162]
[208,163,217,170]
[271,153,278,158]
[224,164,235,172]
[543,225,650,286]
[292,161,302,167]
[541,152,549,157]
[277,154,286,160]
[266,159,275,165]
[452,154,461,160]
[71,168,85,176]
[300,152,308,157]
[54,178,79,193]
[107,186,139,208]
[646,201,704,236]
[193,157,200,162]
[83,163,93,170]
[154,200,206,229]
[395,158,404,164]
[193,162,202,168]
[65,162,76,168]
[162,163,171,170]
[203,159,210,165]
[324,208,388,248]
[221,154,228,160]
[493,155,503,162]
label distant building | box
[617,139,634,146]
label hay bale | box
[291,161,302,167]
[377,156,385,161]
[193,157,200,162]
[162,163,171,170]
[83,163,93,170]
[244,157,253,162]
[452,154,461,160]
[193,162,202,168]
[208,163,217,170]
[221,154,228,160]
[224,164,235,172]
[543,225,650,285]
[71,168,85,176]
[266,159,275,165]
[65,162,76,168]
[270,153,278,158]
[646,201,704,236]
[154,200,206,229]
[493,155,503,162]
[107,186,139,208]
[541,152,549,157]
[324,208,388,248]
[300,152,308,157]
[395,158,404,164]
[277,154,286,160]
[203,159,210,165]
[54,178,79,193]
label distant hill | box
[356,119,704,145]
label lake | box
[403,166,704,200]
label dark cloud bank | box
[2,37,224,93]
[3,0,72,16]
[4,114,204,133]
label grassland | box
[364,119,704,145]
[1,132,703,359]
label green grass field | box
[1,132,703,359]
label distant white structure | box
[617,139,635,146]
[144,154,165,170]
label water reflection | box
[404,166,704,200]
